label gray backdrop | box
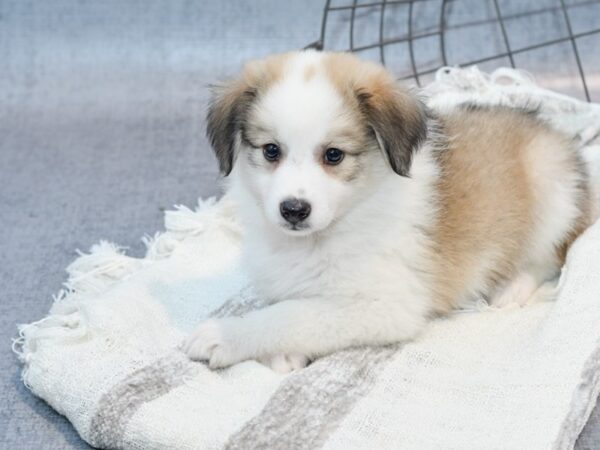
[1,1,598,448]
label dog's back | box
[430,105,592,311]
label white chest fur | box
[236,148,439,317]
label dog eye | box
[323,148,344,165]
[262,143,281,162]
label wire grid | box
[307,0,600,101]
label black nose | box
[280,198,311,225]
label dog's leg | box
[489,273,539,308]
[257,353,310,374]
[489,271,558,308]
[182,297,426,369]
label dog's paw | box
[490,273,538,308]
[261,353,310,374]
[182,319,241,369]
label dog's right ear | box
[206,74,257,176]
[354,76,427,177]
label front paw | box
[182,318,241,369]
[260,353,310,374]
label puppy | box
[183,50,595,373]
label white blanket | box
[14,67,600,450]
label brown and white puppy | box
[183,50,595,373]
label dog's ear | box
[355,76,427,177]
[206,73,257,176]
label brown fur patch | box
[303,64,316,81]
[429,106,591,313]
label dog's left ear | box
[355,77,427,177]
[206,71,258,176]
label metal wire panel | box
[307,0,600,101]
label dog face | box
[207,51,427,236]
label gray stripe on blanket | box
[87,290,395,449]
[211,286,269,318]
[87,290,266,448]
[87,352,200,449]
[225,345,399,450]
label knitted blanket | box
[14,68,600,450]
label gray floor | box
[1,1,598,449]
